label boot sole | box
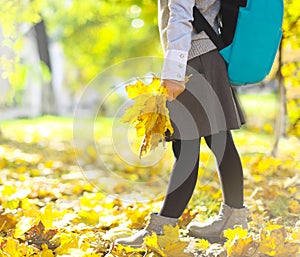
[188,231,226,244]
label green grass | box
[1,116,74,142]
[0,115,114,142]
[238,92,278,118]
[0,92,277,151]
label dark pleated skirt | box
[165,49,246,141]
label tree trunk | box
[271,40,287,157]
[34,19,57,115]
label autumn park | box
[0,0,299,256]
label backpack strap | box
[219,0,247,46]
[192,6,225,50]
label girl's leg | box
[115,138,200,247]
[204,130,244,208]
[187,130,246,243]
[160,138,200,218]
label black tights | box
[159,130,244,218]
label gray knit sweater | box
[159,0,220,59]
[159,0,220,81]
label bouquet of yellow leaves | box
[121,76,174,157]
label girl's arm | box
[161,0,194,82]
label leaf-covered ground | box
[0,116,299,257]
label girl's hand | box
[162,79,186,101]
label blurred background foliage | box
[281,0,300,136]
[0,0,159,91]
[0,0,299,141]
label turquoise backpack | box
[192,0,284,85]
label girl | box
[115,0,247,246]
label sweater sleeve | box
[161,0,194,81]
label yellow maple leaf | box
[224,226,256,257]
[292,227,300,241]
[193,239,210,250]
[125,204,149,229]
[144,232,166,256]
[75,209,99,226]
[264,222,283,231]
[143,252,162,257]
[226,236,256,257]
[55,232,79,255]
[258,224,299,256]
[110,242,145,256]
[2,237,20,257]
[14,216,38,239]
[0,212,17,231]
[158,224,179,248]
[41,244,54,257]
[144,225,192,257]
[1,237,37,257]
[40,203,59,229]
[143,97,158,114]
[289,199,300,214]
[121,76,173,157]
[164,241,193,257]
[125,79,151,99]
[79,192,105,209]
[224,226,248,242]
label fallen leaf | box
[25,221,58,250]
[193,239,210,250]
[157,224,179,248]
[14,216,38,239]
[0,212,17,231]
[144,232,166,256]
[2,237,19,257]
[144,225,192,257]
[259,224,300,256]
[41,244,54,257]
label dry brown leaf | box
[25,221,58,250]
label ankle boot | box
[187,203,248,243]
[114,213,178,248]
